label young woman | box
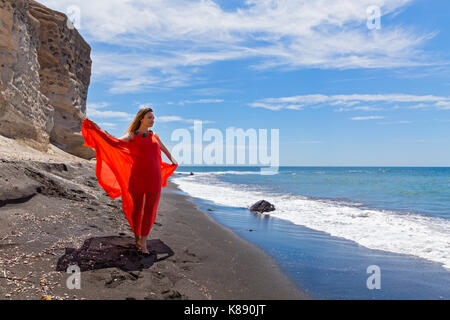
[81,108,178,255]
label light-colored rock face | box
[0,0,54,152]
[0,0,94,159]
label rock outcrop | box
[249,200,275,213]
[0,0,94,159]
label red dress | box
[81,118,177,235]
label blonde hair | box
[126,107,154,133]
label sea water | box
[170,166,450,299]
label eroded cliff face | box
[0,0,53,152]
[0,0,94,159]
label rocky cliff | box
[0,0,94,159]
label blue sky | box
[41,0,450,166]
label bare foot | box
[135,235,140,248]
[135,236,145,252]
[138,237,149,254]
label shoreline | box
[160,180,310,300]
[2,148,448,299]
[170,169,450,299]
[0,154,309,300]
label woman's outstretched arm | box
[154,134,177,165]
[83,118,129,149]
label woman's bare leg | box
[130,191,145,251]
[139,190,161,253]
[137,193,150,254]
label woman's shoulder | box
[118,131,135,142]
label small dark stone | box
[249,200,275,213]
[190,172,194,175]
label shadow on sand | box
[56,236,174,272]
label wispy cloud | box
[377,120,412,125]
[434,118,450,122]
[98,122,117,127]
[353,106,384,111]
[157,116,215,124]
[249,93,450,111]
[350,116,385,121]
[395,139,444,143]
[335,106,384,112]
[435,101,450,110]
[40,0,441,93]
[248,102,305,111]
[86,102,109,110]
[178,99,225,106]
[190,87,234,96]
[87,102,135,120]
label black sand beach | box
[0,156,309,300]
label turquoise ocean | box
[171,166,450,299]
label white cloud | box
[396,139,443,143]
[405,103,429,109]
[87,102,135,120]
[350,116,385,120]
[190,87,234,96]
[248,102,305,111]
[435,101,450,110]
[377,120,412,125]
[250,93,450,111]
[334,105,384,112]
[157,116,215,124]
[86,102,110,109]
[39,0,440,93]
[353,106,383,111]
[137,103,154,110]
[157,116,184,122]
[178,99,225,106]
[98,122,117,127]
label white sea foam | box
[172,174,450,270]
[176,170,261,176]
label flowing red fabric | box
[81,118,177,233]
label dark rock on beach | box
[249,200,276,213]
